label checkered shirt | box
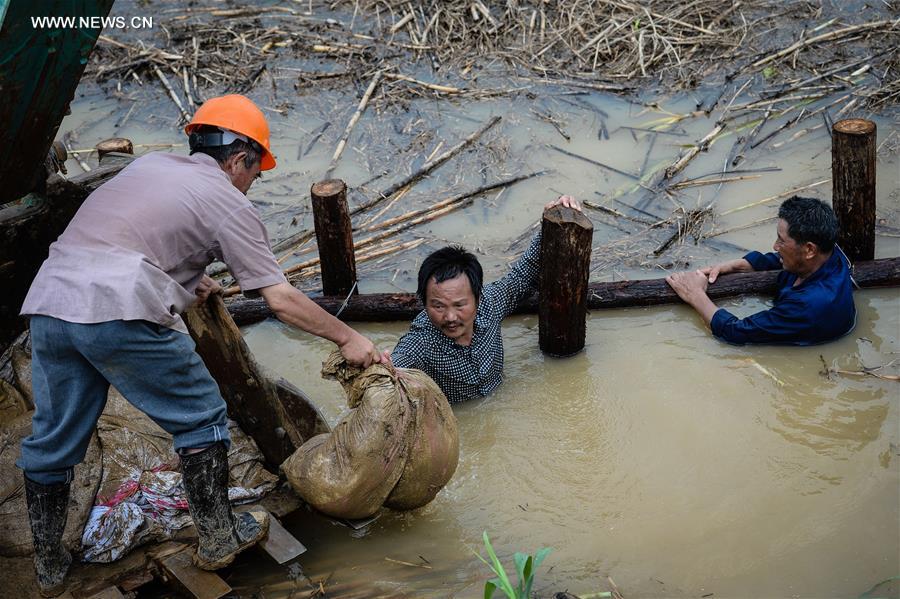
[391,232,542,403]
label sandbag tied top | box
[283,350,459,520]
[320,349,396,408]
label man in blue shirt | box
[665,196,856,345]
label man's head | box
[775,196,839,274]
[184,94,276,194]
[189,125,263,194]
[417,246,483,344]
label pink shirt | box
[21,152,286,333]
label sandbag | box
[282,352,416,520]
[384,369,459,510]
[282,351,459,519]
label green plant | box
[474,531,552,599]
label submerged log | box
[226,257,900,325]
[832,118,876,262]
[184,294,329,467]
[539,205,593,357]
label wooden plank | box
[258,512,307,564]
[156,548,231,599]
[184,294,330,467]
[83,586,126,599]
[339,513,381,530]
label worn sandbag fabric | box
[282,351,458,519]
[385,369,459,510]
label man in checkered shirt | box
[391,196,582,403]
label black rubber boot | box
[24,475,72,598]
[180,442,269,570]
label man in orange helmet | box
[17,94,385,596]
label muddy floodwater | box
[233,291,899,598]
[58,39,900,596]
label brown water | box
[57,49,900,597]
[231,290,899,598]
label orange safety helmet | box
[184,94,277,170]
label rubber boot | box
[24,475,72,598]
[180,442,269,570]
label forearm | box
[684,292,719,326]
[262,284,353,345]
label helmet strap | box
[189,128,250,149]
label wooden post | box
[539,206,594,357]
[832,118,876,261]
[95,137,134,161]
[310,179,357,296]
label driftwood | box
[226,257,900,325]
[184,294,329,467]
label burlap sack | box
[384,369,458,510]
[282,352,416,520]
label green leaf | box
[482,532,516,597]
[763,66,777,79]
[532,547,552,570]
[523,547,552,596]
[484,579,497,599]
[513,552,529,594]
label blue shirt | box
[710,250,856,346]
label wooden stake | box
[311,179,357,296]
[832,118,876,261]
[539,206,594,357]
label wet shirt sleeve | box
[216,205,287,294]
[482,231,542,319]
[710,296,813,345]
[391,331,424,369]
[744,251,782,271]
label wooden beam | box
[226,257,900,325]
[184,294,329,467]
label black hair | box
[189,124,262,169]
[778,196,838,252]
[417,245,483,304]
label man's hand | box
[700,258,753,284]
[195,275,223,303]
[666,269,719,325]
[338,329,384,368]
[545,195,582,212]
[666,270,709,303]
